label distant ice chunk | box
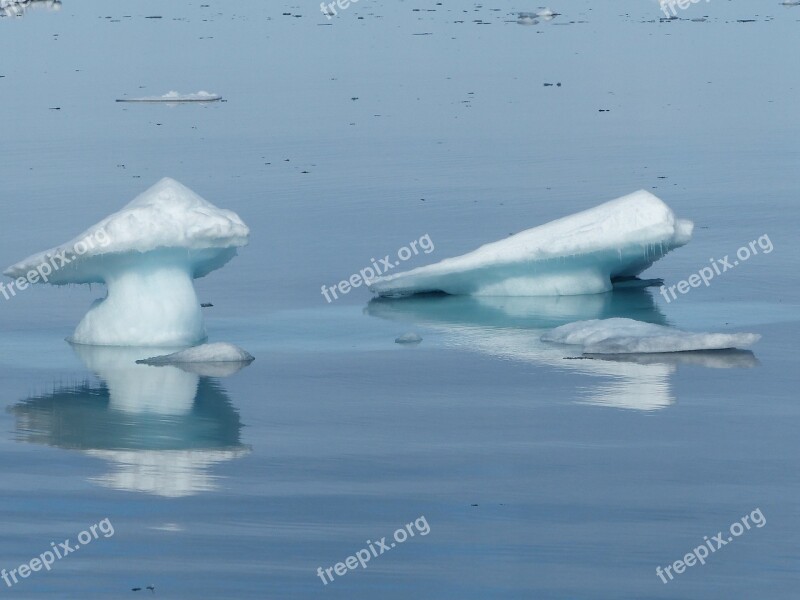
[395,332,423,344]
[542,318,760,354]
[116,91,222,103]
[138,343,254,365]
[369,190,693,297]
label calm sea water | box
[1,1,799,598]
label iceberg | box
[541,318,761,354]
[4,177,249,347]
[369,190,693,297]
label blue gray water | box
[1,0,799,598]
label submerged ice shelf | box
[369,190,693,297]
[542,318,761,354]
[3,177,249,347]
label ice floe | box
[138,343,254,366]
[541,318,760,354]
[116,90,222,103]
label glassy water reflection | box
[366,288,758,411]
[10,344,251,497]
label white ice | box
[138,343,254,365]
[395,332,423,344]
[4,177,249,346]
[542,318,761,354]
[369,190,693,297]
[1,0,60,17]
[116,91,222,103]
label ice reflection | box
[365,289,757,411]
[9,344,251,497]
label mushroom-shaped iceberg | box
[4,178,249,347]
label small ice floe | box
[395,332,423,344]
[369,190,693,298]
[138,342,254,364]
[517,12,539,25]
[137,343,254,377]
[780,0,800,5]
[116,91,222,103]
[541,318,760,354]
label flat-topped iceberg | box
[116,91,222,103]
[369,190,693,297]
[4,177,249,346]
[542,318,761,354]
